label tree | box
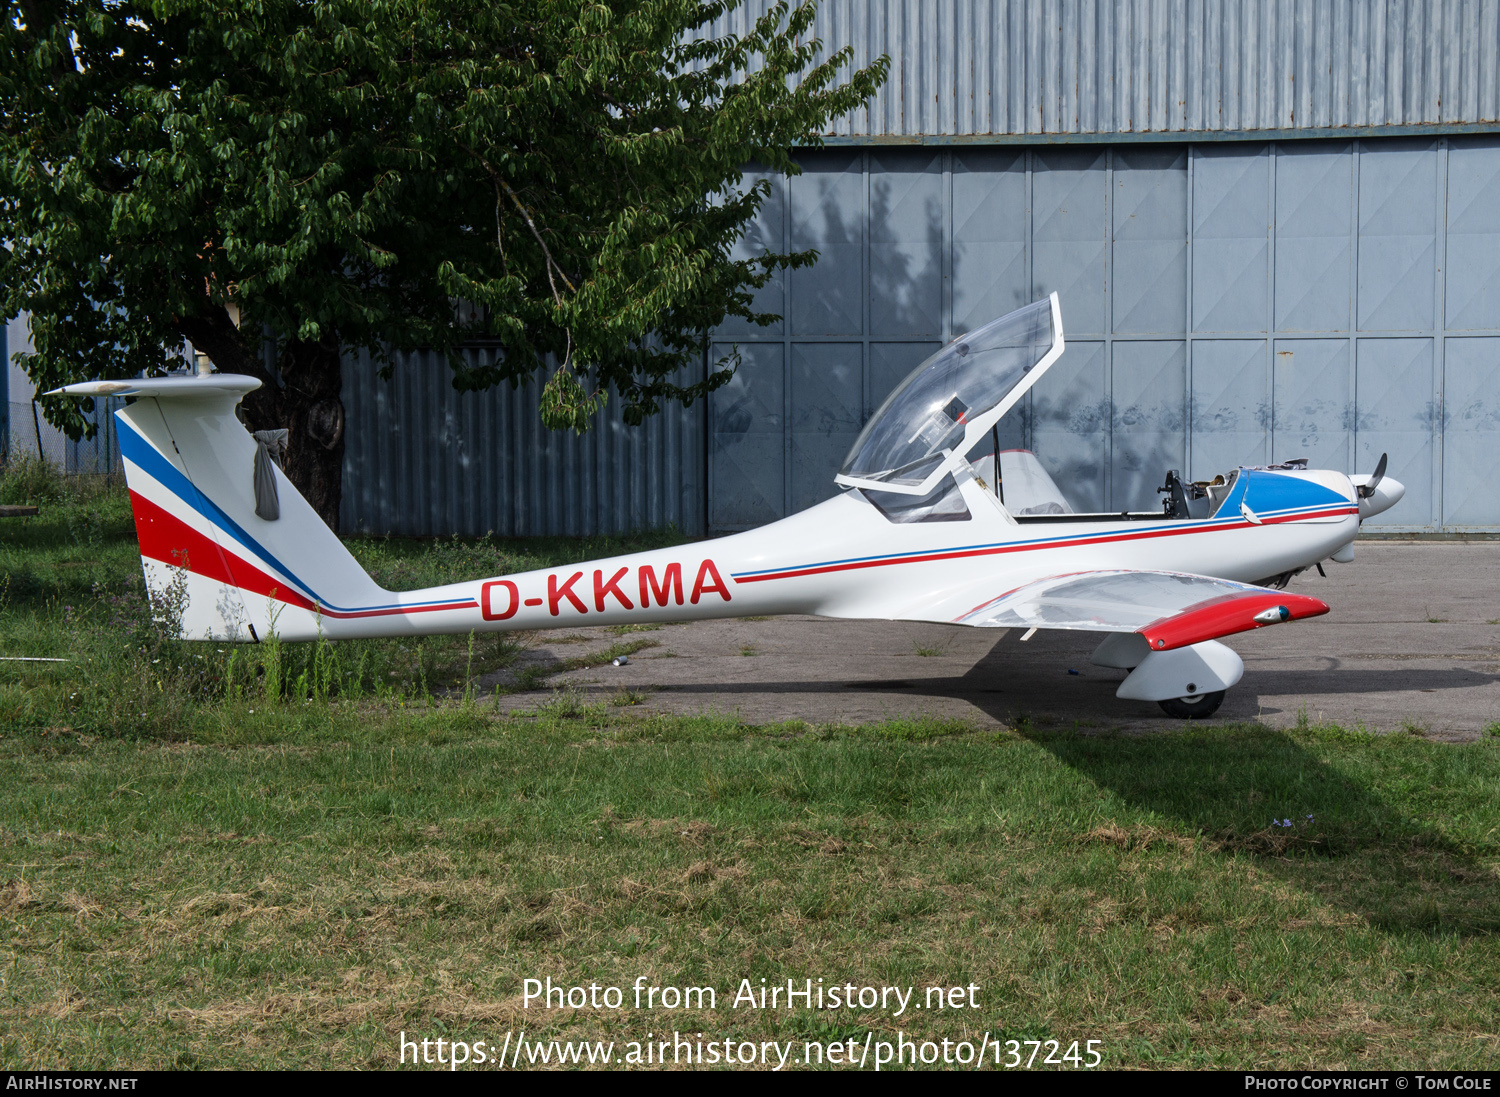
[0,0,886,526]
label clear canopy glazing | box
[838,297,1057,490]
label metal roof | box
[696,0,1500,142]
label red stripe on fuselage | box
[733,506,1358,584]
[128,491,476,619]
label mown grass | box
[2,461,1499,1070]
[4,712,1499,1070]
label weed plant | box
[352,527,689,593]
[0,452,79,506]
[0,462,692,738]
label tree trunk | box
[239,337,346,532]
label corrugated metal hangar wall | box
[702,0,1500,139]
[341,352,706,539]
[340,0,1500,537]
[710,139,1500,533]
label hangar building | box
[10,1,1500,537]
[345,0,1500,538]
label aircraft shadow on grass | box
[646,642,1500,937]
[1002,721,1500,939]
[950,645,1499,938]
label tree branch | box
[461,144,575,303]
[498,175,575,301]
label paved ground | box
[478,542,1500,740]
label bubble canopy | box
[836,293,1065,496]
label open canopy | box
[836,293,1063,496]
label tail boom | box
[54,376,758,642]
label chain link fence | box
[4,397,122,476]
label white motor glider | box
[54,294,1403,718]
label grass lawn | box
[2,463,1498,1070]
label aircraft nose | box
[1358,476,1405,521]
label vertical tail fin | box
[51,376,387,641]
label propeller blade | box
[1357,452,1388,499]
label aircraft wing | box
[949,570,1329,650]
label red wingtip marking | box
[1139,592,1329,651]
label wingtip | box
[1141,591,1330,651]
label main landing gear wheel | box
[1157,690,1226,719]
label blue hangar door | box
[707,139,1500,534]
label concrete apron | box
[478,543,1500,740]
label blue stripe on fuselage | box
[731,470,1351,581]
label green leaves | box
[2,0,887,439]
[538,363,607,435]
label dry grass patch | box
[1080,823,1198,853]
